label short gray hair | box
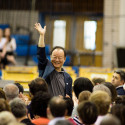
[93,84,112,97]
[3,84,19,101]
[10,98,27,118]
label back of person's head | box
[28,77,48,96]
[102,82,117,102]
[3,84,19,101]
[10,98,27,118]
[111,104,124,125]
[0,88,6,100]
[78,91,91,103]
[73,77,93,99]
[0,98,10,112]
[63,97,74,116]
[55,120,73,125]
[89,91,111,115]
[8,122,25,125]
[48,96,67,117]
[77,101,98,125]
[100,115,121,125]
[93,84,112,97]
[92,77,105,86]
[14,83,24,94]
[31,91,51,118]
[0,111,16,125]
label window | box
[84,21,97,50]
[53,20,66,48]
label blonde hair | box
[89,91,111,115]
[0,111,16,125]
[78,91,91,103]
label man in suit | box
[111,69,125,95]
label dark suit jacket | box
[37,47,72,98]
[116,86,125,95]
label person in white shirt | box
[4,27,17,65]
[0,28,7,69]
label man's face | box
[51,49,66,70]
[111,72,124,87]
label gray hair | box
[0,111,16,125]
[100,115,121,125]
[9,98,27,118]
[93,84,112,97]
[3,84,19,101]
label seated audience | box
[92,77,105,86]
[0,98,10,112]
[63,97,76,125]
[3,27,16,66]
[3,84,19,102]
[0,88,6,99]
[100,115,121,125]
[72,90,91,123]
[89,91,111,125]
[93,84,112,97]
[72,77,93,117]
[77,101,98,125]
[47,96,67,125]
[111,70,125,95]
[0,111,16,125]
[111,104,125,125]
[55,120,73,125]
[0,28,7,69]
[10,98,34,125]
[30,91,51,125]
[102,82,117,103]
[28,77,48,120]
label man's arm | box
[34,23,46,47]
[35,23,47,72]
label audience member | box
[0,28,7,69]
[111,70,125,95]
[100,114,121,125]
[102,82,117,102]
[0,111,16,125]
[77,101,98,125]
[89,91,111,125]
[73,77,93,99]
[3,84,19,102]
[72,77,93,118]
[3,27,16,66]
[28,77,48,119]
[47,96,67,125]
[92,77,105,86]
[55,120,73,125]
[78,91,91,103]
[63,97,76,125]
[10,98,34,125]
[93,84,112,97]
[0,88,6,99]
[30,91,51,125]
[72,91,91,120]
[0,98,10,112]
[35,23,72,98]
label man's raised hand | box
[34,23,46,35]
